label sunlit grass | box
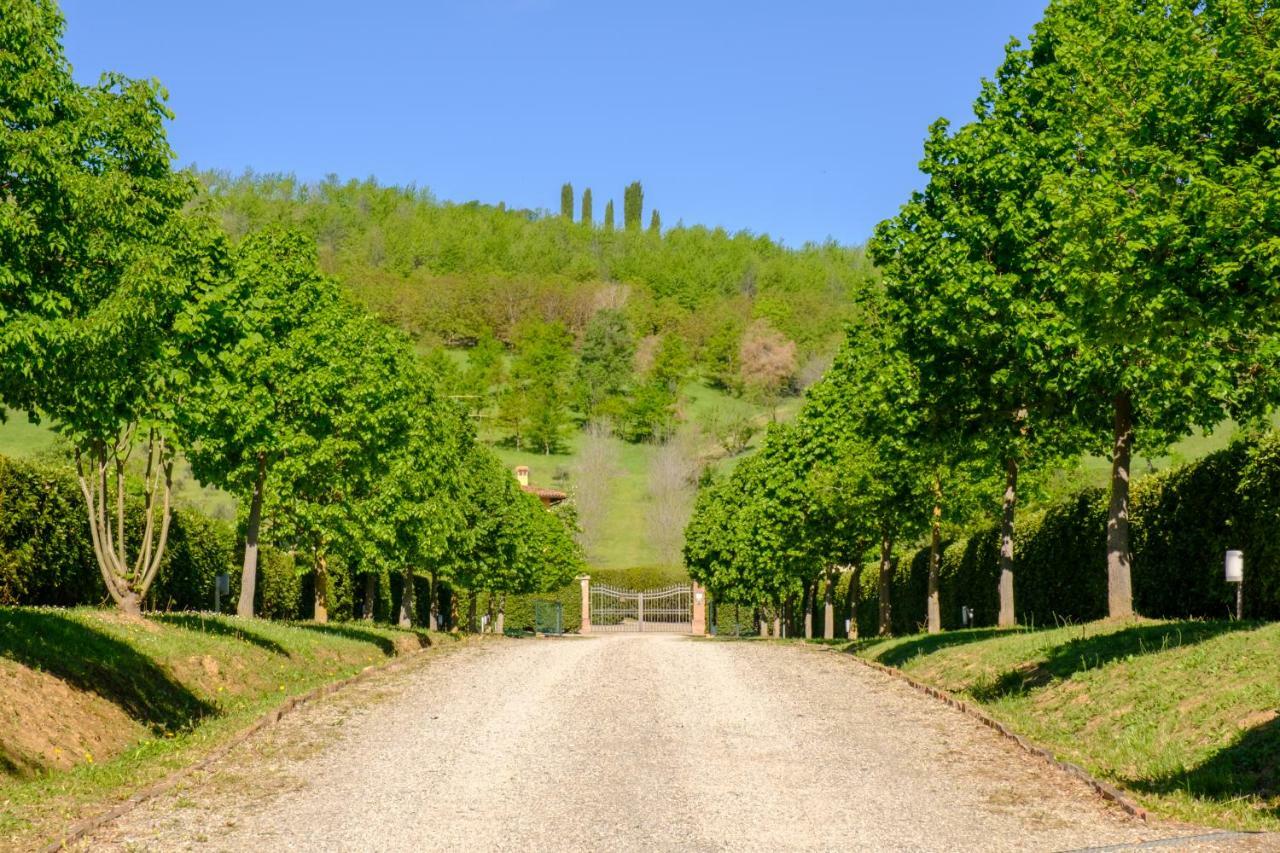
[849,618,1280,830]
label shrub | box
[867,436,1280,635]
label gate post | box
[691,583,707,636]
[578,575,591,634]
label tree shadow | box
[151,613,290,657]
[0,609,215,733]
[971,621,1253,702]
[293,622,428,656]
[846,627,1013,668]
[1128,715,1280,815]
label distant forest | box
[200,173,877,380]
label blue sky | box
[60,1,1044,247]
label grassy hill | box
[848,618,1280,830]
[0,607,446,849]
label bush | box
[256,547,302,620]
[0,456,101,606]
[867,435,1280,635]
[0,454,238,612]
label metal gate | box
[590,583,692,632]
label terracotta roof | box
[521,484,568,501]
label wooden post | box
[691,583,707,635]
[578,575,591,634]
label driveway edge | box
[47,634,462,852]
[831,647,1150,821]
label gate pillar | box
[691,582,707,636]
[578,575,592,634]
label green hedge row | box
[0,454,300,615]
[854,436,1280,635]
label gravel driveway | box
[84,635,1267,852]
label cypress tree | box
[604,200,615,231]
[581,188,593,226]
[560,183,574,220]
[623,181,643,230]
[649,209,661,234]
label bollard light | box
[1225,550,1244,620]
[1225,550,1244,583]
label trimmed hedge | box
[0,454,297,617]
[859,435,1280,635]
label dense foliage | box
[686,0,1280,637]
[0,1,582,624]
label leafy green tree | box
[624,181,644,230]
[1014,0,1279,617]
[180,230,346,617]
[462,334,506,418]
[0,2,224,611]
[359,372,472,628]
[264,303,418,621]
[576,309,635,420]
[560,182,574,220]
[509,321,575,454]
[580,188,593,226]
[870,47,1078,627]
[649,209,661,234]
[603,200,615,231]
[445,446,581,631]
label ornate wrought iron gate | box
[590,583,692,632]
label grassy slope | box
[488,379,792,570]
[0,607,450,849]
[849,619,1280,830]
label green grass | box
[847,618,1280,830]
[0,410,63,459]
[0,607,452,849]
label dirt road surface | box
[83,635,1271,852]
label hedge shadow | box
[293,622,427,655]
[1130,714,1280,814]
[0,609,214,732]
[850,627,1014,668]
[151,613,290,657]
[971,621,1251,702]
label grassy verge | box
[846,618,1280,830]
[0,606,452,850]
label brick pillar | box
[578,575,591,635]
[691,582,707,636]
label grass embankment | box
[849,619,1280,830]
[0,606,447,849]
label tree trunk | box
[758,608,768,637]
[927,481,942,635]
[363,572,378,621]
[428,571,439,631]
[803,582,814,640]
[398,568,414,627]
[236,456,266,619]
[998,455,1018,627]
[877,533,895,637]
[845,564,862,640]
[120,591,142,616]
[313,552,329,624]
[449,586,460,633]
[823,572,835,640]
[1107,391,1135,619]
[467,592,478,633]
[772,612,781,638]
[496,593,506,635]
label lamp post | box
[1225,550,1243,620]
